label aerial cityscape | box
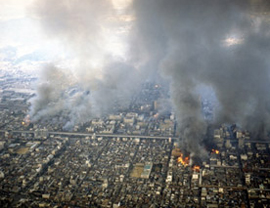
[1,0,270,208]
[0,74,269,208]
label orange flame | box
[192,165,200,172]
[212,149,220,154]
[177,153,189,167]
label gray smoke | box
[30,61,141,130]
[29,0,143,129]
[132,0,270,159]
[30,0,270,159]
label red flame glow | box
[177,153,189,167]
[192,165,200,172]
[212,149,220,154]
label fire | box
[192,165,200,172]
[212,149,220,154]
[22,115,31,126]
[177,153,189,167]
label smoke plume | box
[132,0,270,159]
[29,0,143,129]
[30,0,270,159]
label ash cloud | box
[132,0,270,159]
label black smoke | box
[29,0,270,161]
[132,0,270,160]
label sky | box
[0,0,132,75]
[0,0,249,76]
[0,0,48,74]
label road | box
[0,129,176,140]
[2,129,270,143]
